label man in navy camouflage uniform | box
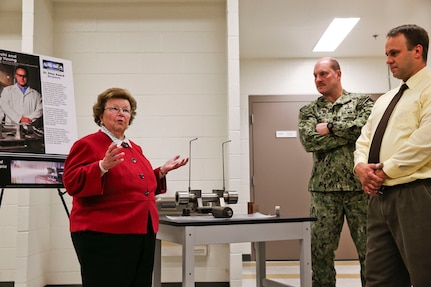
[298,57,373,287]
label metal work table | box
[154,213,315,287]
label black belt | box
[378,178,431,195]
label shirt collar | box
[16,84,28,94]
[404,66,430,90]
[318,90,351,106]
[100,125,132,148]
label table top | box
[159,212,316,227]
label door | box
[249,95,358,260]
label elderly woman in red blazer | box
[63,87,188,287]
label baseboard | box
[0,284,75,287]
[44,283,229,287]
[2,282,229,287]
[162,283,229,287]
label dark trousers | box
[71,220,156,287]
[366,179,431,287]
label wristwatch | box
[327,122,334,133]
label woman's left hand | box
[161,155,189,174]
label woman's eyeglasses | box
[104,106,131,115]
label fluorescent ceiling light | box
[313,17,360,52]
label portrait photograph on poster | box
[0,51,44,154]
[0,49,77,188]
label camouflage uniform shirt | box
[298,90,373,192]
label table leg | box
[255,241,266,287]
[183,226,195,287]
[299,222,312,287]
[153,239,162,287]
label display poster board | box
[0,49,77,188]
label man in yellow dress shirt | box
[354,24,431,287]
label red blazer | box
[63,131,166,234]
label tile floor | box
[242,260,361,287]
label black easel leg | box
[0,188,4,209]
[58,188,70,218]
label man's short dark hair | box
[387,24,429,63]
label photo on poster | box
[10,159,64,187]
[0,155,66,188]
[0,50,44,154]
[0,49,77,188]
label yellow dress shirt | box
[354,67,431,186]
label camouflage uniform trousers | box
[310,191,368,287]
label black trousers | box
[71,220,156,287]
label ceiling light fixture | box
[313,17,360,52]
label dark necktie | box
[368,83,408,163]
[122,142,129,148]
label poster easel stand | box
[58,188,70,218]
[0,188,70,219]
[0,188,4,209]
